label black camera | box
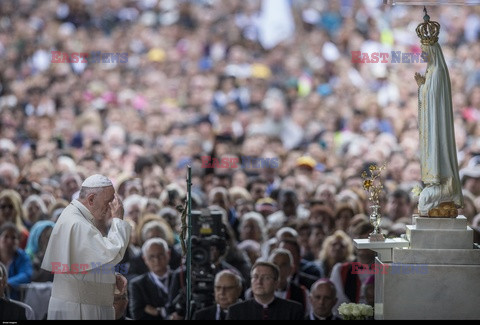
[189,209,227,313]
[174,209,228,318]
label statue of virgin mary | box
[414,10,464,217]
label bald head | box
[310,279,337,318]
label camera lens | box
[192,246,209,266]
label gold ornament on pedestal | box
[361,163,387,242]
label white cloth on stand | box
[22,282,53,320]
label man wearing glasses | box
[227,261,304,320]
[193,269,243,320]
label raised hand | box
[109,193,125,220]
[414,72,425,86]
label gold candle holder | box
[361,163,387,242]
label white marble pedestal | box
[374,257,480,319]
[354,216,480,320]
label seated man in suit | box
[307,279,340,320]
[128,238,174,320]
[227,261,304,320]
[193,269,243,320]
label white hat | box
[81,174,113,188]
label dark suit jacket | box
[192,305,217,320]
[227,297,304,320]
[0,298,27,320]
[292,271,319,290]
[244,282,308,315]
[128,272,174,320]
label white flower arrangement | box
[338,303,374,320]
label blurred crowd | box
[1,0,480,320]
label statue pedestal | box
[406,216,474,249]
[354,216,480,319]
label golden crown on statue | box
[415,7,440,45]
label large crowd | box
[1,0,480,320]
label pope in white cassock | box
[41,174,131,319]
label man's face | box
[62,176,80,200]
[126,204,142,224]
[214,274,242,310]
[143,178,162,198]
[310,283,337,318]
[143,243,170,275]
[251,265,277,300]
[90,186,115,222]
[250,183,266,202]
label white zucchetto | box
[81,174,113,188]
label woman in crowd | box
[0,190,29,249]
[0,222,32,300]
[25,220,55,282]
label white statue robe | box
[41,199,131,320]
[417,42,464,214]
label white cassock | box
[41,199,131,320]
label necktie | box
[220,310,227,320]
[150,273,168,295]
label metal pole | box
[186,165,192,319]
